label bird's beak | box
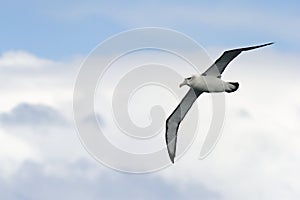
[179,80,187,88]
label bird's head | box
[179,75,196,88]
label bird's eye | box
[187,77,192,80]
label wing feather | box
[202,42,274,77]
[165,88,202,163]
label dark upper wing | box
[165,88,202,163]
[202,42,274,77]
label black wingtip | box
[170,157,174,164]
[264,42,274,46]
[167,147,175,164]
[238,42,274,52]
[252,42,274,49]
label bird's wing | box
[166,88,203,163]
[202,42,274,77]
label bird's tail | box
[226,82,239,93]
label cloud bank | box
[0,46,299,200]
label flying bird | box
[165,42,273,163]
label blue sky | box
[1,1,300,200]
[1,0,300,59]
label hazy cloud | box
[0,51,53,68]
[0,160,220,200]
[0,40,300,199]
[0,103,68,126]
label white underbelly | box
[194,76,226,92]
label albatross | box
[165,42,273,163]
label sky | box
[1,1,300,199]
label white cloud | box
[0,51,90,181]
[0,47,300,199]
[0,51,81,112]
[0,129,40,179]
[0,51,53,68]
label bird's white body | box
[180,75,239,93]
[191,75,227,92]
